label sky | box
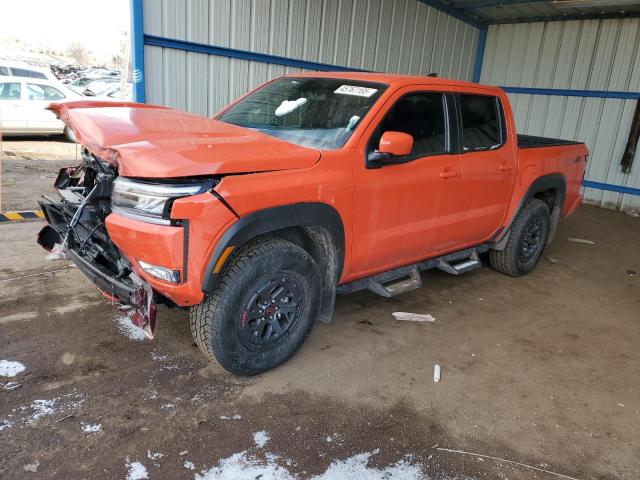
[0,0,130,57]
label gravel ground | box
[0,137,79,211]
[0,145,639,479]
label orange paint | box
[47,72,587,308]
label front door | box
[351,87,461,277]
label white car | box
[0,76,81,141]
[0,61,58,82]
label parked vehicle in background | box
[37,73,588,375]
[82,79,121,97]
[101,83,133,100]
[0,76,80,140]
[68,76,119,94]
[0,61,58,82]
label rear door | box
[454,93,516,245]
[25,82,66,133]
[0,81,26,133]
[351,86,461,276]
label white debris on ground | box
[3,382,21,390]
[219,414,242,420]
[0,360,26,377]
[433,365,441,383]
[125,459,149,480]
[45,243,67,260]
[392,312,436,322]
[81,422,102,434]
[253,431,270,449]
[194,450,426,480]
[568,237,595,245]
[147,450,164,461]
[0,393,85,432]
[114,313,147,341]
[184,460,196,470]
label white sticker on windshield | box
[334,85,378,98]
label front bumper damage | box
[37,154,158,338]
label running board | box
[337,244,489,297]
[435,250,481,275]
[366,267,422,298]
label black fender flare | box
[492,173,566,248]
[201,202,345,293]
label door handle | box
[439,169,458,178]
[498,163,514,171]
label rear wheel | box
[489,198,550,276]
[190,239,321,375]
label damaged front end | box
[37,149,157,338]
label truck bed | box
[517,134,583,149]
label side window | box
[26,83,65,101]
[0,82,21,100]
[459,94,503,151]
[371,92,448,158]
[0,66,9,76]
[10,68,31,78]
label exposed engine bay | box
[37,149,157,337]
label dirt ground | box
[0,137,79,211]
[1,143,639,479]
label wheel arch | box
[492,173,566,249]
[201,203,345,298]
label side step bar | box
[337,244,489,298]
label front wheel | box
[489,198,550,277]
[190,239,322,375]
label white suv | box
[0,62,58,82]
[0,76,80,140]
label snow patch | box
[114,313,147,341]
[0,360,26,377]
[194,450,426,480]
[312,451,424,480]
[81,422,102,434]
[253,430,270,448]
[0,393,84,432]
[125,459,149,480]
[3,382,21,391]
[195,452,295,480]
[184,460,195,470]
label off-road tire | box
[190,239,321,375]
[489,198,550,277]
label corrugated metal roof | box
[447,0,640,24]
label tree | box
[67,41,89,65]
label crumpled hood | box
[48,101,321,178]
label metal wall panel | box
[481,19,640,213]
[142,0,479,113]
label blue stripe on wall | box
[501,86,640,100]
[472,27,487,83]
[582,181,640,197]
[143,35,366,73]
[130,0,145,103]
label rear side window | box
[26,83,65,101]
[372,92,448,157]
[10,67,47,79]
[459,94,503,151]
[0,82,21,99]
[0,66,9,76]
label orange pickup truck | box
[38,73,587,375]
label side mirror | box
[378,131,413,157]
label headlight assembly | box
[111,177,215,224]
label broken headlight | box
[111,177,215,225]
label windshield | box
[218,77,387,150]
